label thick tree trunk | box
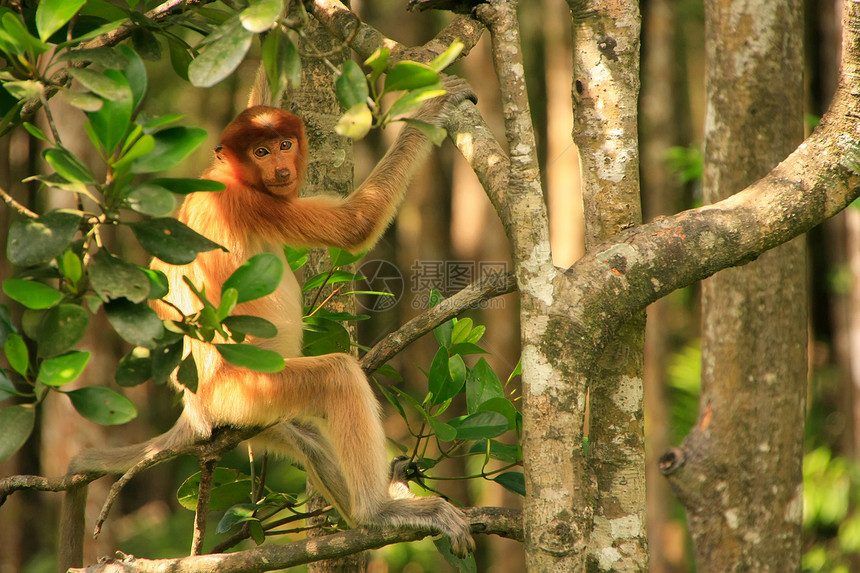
[664,0,806,570]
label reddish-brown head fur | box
[216,106,308,195]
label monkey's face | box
[248,136,302,196]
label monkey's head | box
[215,106,308,197]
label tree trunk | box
[662,0,806,570]
[288,8,365,573]
[569,0,648,570]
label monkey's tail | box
[68,411,198,474]
[58,413,199,572]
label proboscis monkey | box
[59,77,477,569]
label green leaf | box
[334,104,372,140]
[376,380,407,420]
[262,29,299,101]
[336,60,369,111]
[428,40,464,72]
[222,315,278,339]
[476,396,518,430]
[492,471,525,496]
[7,210,82,267]
[43,148,97,185]
[86,70,133,152]
[23,122,50,142]
[36,0,87,41]
[4,333,28,376]
[0,404,35,462]
[37,304,89,357]
[0,369,29,400]
[1,12,49,55]
[113,134,155,171]
[177,353,198,392]
[240,0,283,33]
[302,316,350,356]
[66,386,137,425]
[217,503,257,533]
[448,353,467,390]
[402,118,447,146]
[68,68,129,101]
[364,47,390,85]
[56,46,128,68]
[284,246,309,271]
[141,114,185,133]
[433,536,477,573]
[117,45,147,113]
[468,439,521,463]
[428,347,461,406]
[427,415,457,442]
[2,278,62,309]
[188,19,253,88]
[387,85,445,120]
[4,80,44,100]
[129,217,224,265]
[222,253,283,304]
[217,288,239,321]
[177,468,252,511]
[448,411,508,440]
[215,344,285,373]
[328,247,364,266]
[88,250,150,303]
[152,340,183,385]
[131,127,208,173]
[60,89,102,112]
[148,177,225,194]
[167,35,193,81]
[60,249,83,287]
[466,358,504,413]
[37,350,90,386]
[131,27,161,61]
[448,342,488,356]
[383,61,439,94]
[142,268,169,299]
[104,298,164,348]
[124,182,177,216]
[301,270,361,293]
[116,346,151,387]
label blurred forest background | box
[0,0,856,571]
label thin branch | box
[19,0,215,120]
[360,270,517,374]
[191,458,219,555]
[0,185,37,218]
[68,507,522,573]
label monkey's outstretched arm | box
[247,78,476,253]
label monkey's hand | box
[413,76,477,128]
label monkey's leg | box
[256,420,354,522]
[213,354,473,555]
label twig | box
[0,185,37,218]
[191,458,219,555]
[360,270,517,374]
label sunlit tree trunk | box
[663,0,806,569]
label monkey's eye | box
[281,140,293,151]
[253,147,270,158]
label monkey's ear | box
[214,144,224,160]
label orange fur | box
[61,81,477,570]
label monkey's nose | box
[275,168,292,181]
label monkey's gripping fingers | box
[438,502,477,558]
[415,76,477,127]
